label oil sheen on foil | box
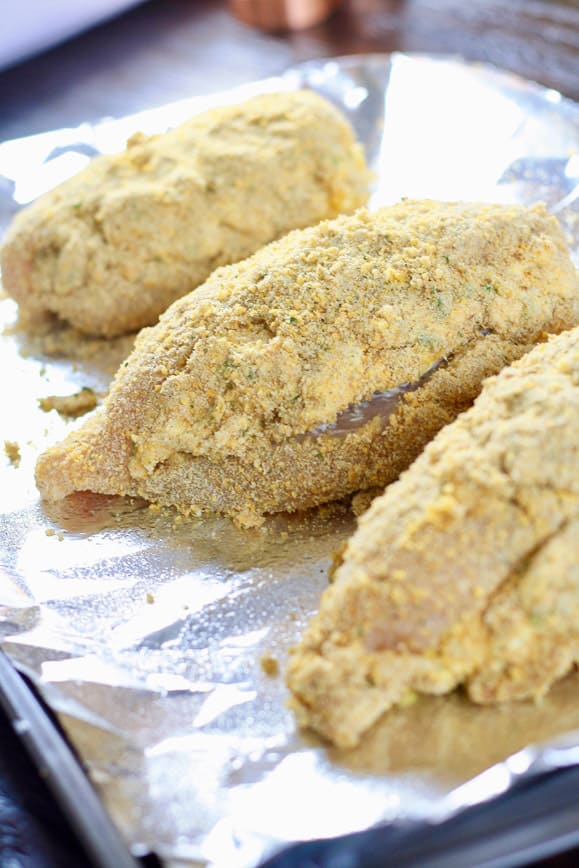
[1,54,579,868]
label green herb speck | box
[418,333,436,349]
[434,293,446,313]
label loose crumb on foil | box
[260,655,280,676]
[4,440,21,466]
[39,387,99,418]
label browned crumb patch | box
[350,488,383,517]
[328,543,347,583]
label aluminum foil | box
[1,54,579,868]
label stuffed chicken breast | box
[35,201,578,528]
[288,326,579,748]
[1,91,370,336]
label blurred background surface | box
[1,0,578,145]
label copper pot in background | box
[228,0,343,31]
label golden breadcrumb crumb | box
[260,655,280,676]
[4,440,21,466]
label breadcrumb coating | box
[35,200,578,527]
[1,91,370,336]
[287,327,579,748]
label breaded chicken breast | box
[287,326,579,749]
[1,91,370,336]
[35,201,578,526]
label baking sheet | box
[1,53,579,868]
